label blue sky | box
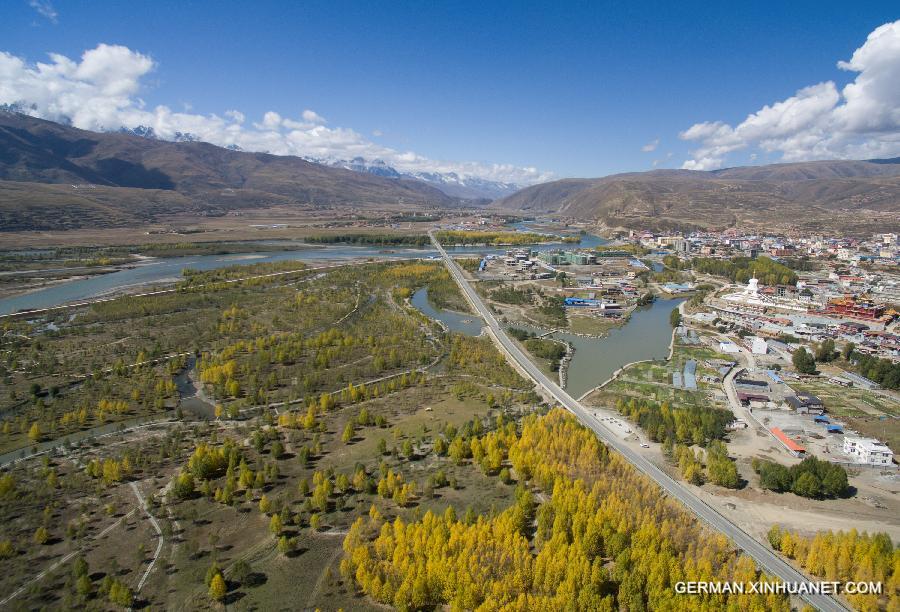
[1,1,899,182]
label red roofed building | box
[771,427,806,457]
[823,297,885,322]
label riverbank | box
[0,225,614,316]
[558,340,574,388]
[409,287,484,336]
[412,289,685,399]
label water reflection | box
[415,292,683,398]
[410,287,484,336]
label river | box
[508,220,608,249]
[0,244,433,315]
[174,356,216,419]
[413,288,684,399]
[0,231,609,315]
[541,297,685,397]
[410,287,484,336]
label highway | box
[429,232,848,612]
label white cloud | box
[301,109,325,124]
[224,109,244,124]
[641,138,659,152]
[0,44,551,185]
[680,20,900,170]
[28,0,57,23]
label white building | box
[843,437,894,466]
[719,341,740,354]
[750,337,768,355]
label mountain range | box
[314,157,520,200]
[1,110,899,235]
[0,111,457,230]
[492,161,900,235]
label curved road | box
[429,232,848,612]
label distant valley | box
[492,161,900,235]
[1,110,899,235]
[0,111,457,230]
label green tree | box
[209,572,226,602]
[792,471,821,498]
[72,556,89,579]
[815,339,836,363]
[232,559,253,585]
[792,348,816,374]
[269,514,283,535]
[758,461,791,492]
[841,341,855,361]
[821,467,849,498]
[278,535,294,555]
[271,440,285,459]
[34,526,49,545]
[342,422,355,444]
[76,574,92,597]
[172,471,195,499]
[708,456,740,488]
[669,307,682,328]
[767,524,783,549]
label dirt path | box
[131,481,164,593]
[303,544,344,610]
[0,507,137,606]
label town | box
[2,6,899,609]
[464,219,898,469]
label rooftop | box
[771,427,806,453]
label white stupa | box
[721,275,805,312]
[723,275,768,307]
[744,276,760,297]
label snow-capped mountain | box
[119,125,157,139]
[113,127,519,200]
[119,125,200,143]
[405,170,520,200]
[319,157,521,200]
[334,157,403,179]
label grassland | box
[788,379,900,451]
[0,256,546,610]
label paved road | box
[429,232,848,612]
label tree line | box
[615,397,734,447]
[434,230,565,246]
[752,456,849,499]
[304,233,431,247]
[767,526,897,610]
[689,256,798,286]
[850,352,900,390]
[342,409,790,611]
